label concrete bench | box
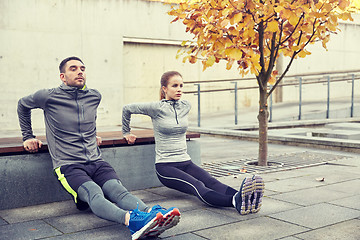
[0,130,201,210]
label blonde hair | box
[159,71,183,100]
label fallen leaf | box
[316,177,325,182]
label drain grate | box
[201,151,350,177]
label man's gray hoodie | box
[17,83,102,169]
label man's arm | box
[17,89,48,152]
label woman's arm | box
[122,101,160,142]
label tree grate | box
[201,151,350,177]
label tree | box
[168,0,358,166]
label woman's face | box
[163,75,184,101]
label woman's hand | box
[124,133,137,145]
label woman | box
[122,71,264,215]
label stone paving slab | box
[0,220,62,240]
[333,156,360,167]
[269,203,360,229]
[205,206,259,221]
[44,212,116,234]
[318,179,360,194]
[260,167,316,181]
[263,189,278,197]
[193,216,309,240]
[0,201,78,224]
[256,197,302,215]
[264,176,326,193]
[330,195,360,210]
[163,233,207,239]
[279,237,302,240]
[146,186,192,199]
[0,217,8,226]
[269,186,355,206]
[295,218,360,240]
[45,225,129,240]
[160,209,240,238]
[129,189,167,203]
[207,196,301,220]
[288,166,360,184]
[147,195,206,213]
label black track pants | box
[156,160,237,207]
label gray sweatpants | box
[78,179,149,225]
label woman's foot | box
[251,175,264,213]
[234,177,254,215]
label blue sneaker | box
[234,177,254,215]
[251,175,264,213]
[128,208,163,240]
[147,205,181,237]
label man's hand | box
[124,133,137,145]
[23,138,43,153]
[96,136,102,146]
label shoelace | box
[130,203,146,219]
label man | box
[17,56,180,240]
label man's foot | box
[234,177,254,215]
[147,205,181,237]
[128,208,163,240]
[251,175,264,213]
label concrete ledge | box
[0,130,201,210]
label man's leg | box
[102,179,149,212]
[79,181,165,239]
[78,181,128,224]
[90,161,150,212]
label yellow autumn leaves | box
[169,0,356,84]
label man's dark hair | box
[59,56,84,73]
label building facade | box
[1,0,359,132]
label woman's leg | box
[156,161,234,207]
[184,161,237,196]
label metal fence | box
[184,70,360,127]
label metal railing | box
[184,70,360,127]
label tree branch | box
[268,49,296,96]
[265,32,277,80]
[258,21,266,76]
[280,13,304,45]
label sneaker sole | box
[147,208,181,237]
[251,175,264,213]
[132,212,163,240]
[239,177,254,215]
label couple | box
[18,56,264,239]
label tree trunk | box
[258,80,268,166]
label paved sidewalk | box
[0,135,359,240]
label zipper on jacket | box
[75,90,90,162]
[171,102,179,124]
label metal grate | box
[201,151,350,177]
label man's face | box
[60,60,86,88]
